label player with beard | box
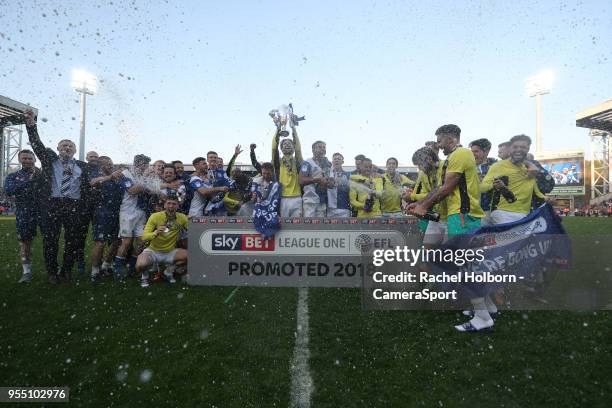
[272,124,304,217]
[464,134,548,323]
[300,140,332,217]
[4,150,43,283]
[481,135,546,224]
[88,156,123,282]
[326,153,352,218]
[171,160,190,183]
[160,164,186,204]
[408,125,483,235]
[407,125,487,332]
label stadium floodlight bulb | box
[71,69,97,95]
[526,69,554,97]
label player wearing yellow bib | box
[137,195,188,288]
[408,124,483,236]
[381,157,414,217]
[410,147,447,242]
[407,125,491,333]
[350,158,383,217]
[481,134,546,224]
[272,125,303,217]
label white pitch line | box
[289,287,313,408]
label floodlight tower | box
[71,69,97,161]
[0,95,36,188]
[575,99,612,204]
[526,69,555,157]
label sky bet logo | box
[211,234,275,251]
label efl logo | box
[211,234,275,251]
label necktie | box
[60,162,72,196]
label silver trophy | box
[269,103,305,137]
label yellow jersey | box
[435,161,448,221]
[410,170,433,201]
[272,130,303,197]
[350,174,383,217]
[381,173,414,213]
[481,159,546,214]
[142,211,188,253]
[442,147,484,218]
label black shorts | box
[15,208,39,241]
[92,210,120,242]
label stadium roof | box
[0,95,37,127]
[576,99,612,132]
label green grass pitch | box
[0,217,610,407]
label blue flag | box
[432,204,571,298]
[253,182,282,239]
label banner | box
[188,217,421,287]
[253,182,281,238]
[361,204,586,310]
[431,204,571,298]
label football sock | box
[22,263,32,275]
[485,295,498,314]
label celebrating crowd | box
[4,109,556,332]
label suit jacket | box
[26,124,90,204]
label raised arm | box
[23,109,56,166]
[226,144,242,177]
[271,129,281,179]
[292,127,304,163]
[250,144,262,173]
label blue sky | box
[1,0,610,165]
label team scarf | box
[253,181,282,239]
